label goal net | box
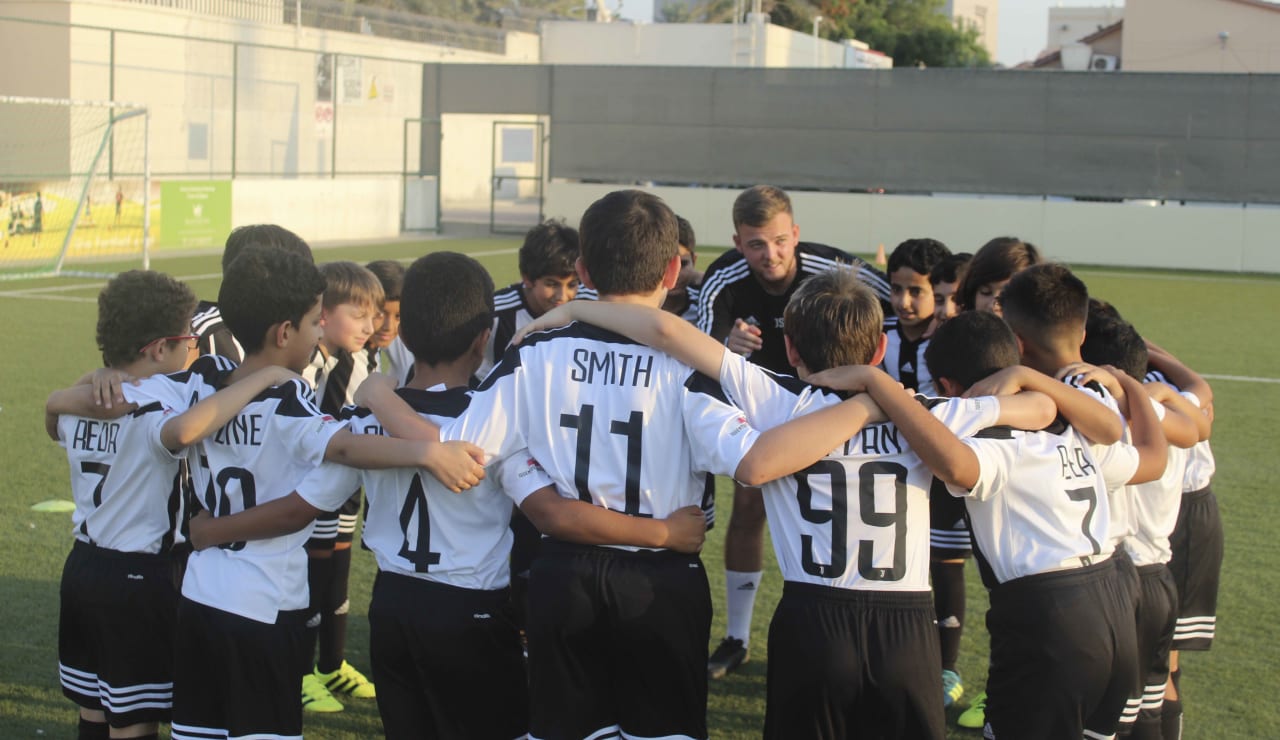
[0,97,150,280]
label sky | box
[997,0,1124,67]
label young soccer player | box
[127,245,481,740]
[362,189,896,740]
[44,270,302,740]
[661,215,703,320]
[917,311,1169,740]
[191,250,710,739]
[882,238,950,396]
[192,224,313,364]
[364,259,411,384]
[928,252,971,330]
[297,261,386,712]
[695,184,892,679]
[955,236,1041,315]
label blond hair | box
[318,261,385,311]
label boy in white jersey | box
[45,271,305,740]
[195,251,709,739]
[916,311,1171,740]
[128,245,483,740]
[361,190,893,740]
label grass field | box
[1,237,1278,738]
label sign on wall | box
[159,181,232,249]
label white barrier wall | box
[232,177,403,243]
[545,182,1280,274]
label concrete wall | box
[545,181,1280,273]
[233,176,402,242]
[540,20,851,68]
[1123,0,1280,73]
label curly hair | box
[97,270,197,368]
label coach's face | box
[733,212,799,294]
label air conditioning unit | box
[1090,54,1119,71]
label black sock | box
[77,718,109,740]
[931,560,966,672]
[304,551,334,676]
[317,547,352,674]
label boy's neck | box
[118,357,164,379]
[230,351,283,383]
[1023,346,1082,377]
[898,318,929,342]
[598,289,665,309]
[405,358,475,391]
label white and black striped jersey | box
[481,283,539,380]
[880,316,935,396]
[298,387,555,591]
[1123,398,1187,566]
[717,352,1000,591]
[379,336,414,387]
[695,242,891,374]
[947,420,1139,587]
[302,346,378,415]
[191,300,243,364]
[1061,372,1131,550]
[442,321,760,551]
[177,377,349,623]
[1145,369,1216,492]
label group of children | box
[46,184,1222,740]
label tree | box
[774,0,992,68]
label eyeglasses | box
[138,334,199,354]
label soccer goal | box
[0,96,150,280]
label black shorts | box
[306,490,363,549]
[985,558,1138,740]
[170,598,308,740]
[1118,564,1177,735]
[526,540,711,740]
[1167,486,1223,650]
[763,582,944,740]
[369,571,527,740]
[58,540,178,727]
[929,484,971,559]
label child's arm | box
[520,490,706,554]
[187,495,320,550]
[353,373,439,441]
[158,366,299,451]
[1113,373,1169,484]
[968,365,1124,445]
[45,384,136,440]
[1145,340,1213,408]
[1142,381,1205,447]
[323,429,484,492]
[513,301,726,377]
[733,393,886,487]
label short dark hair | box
[96,270,197,368]
[221,224,313,273]
[676,215,696,252]
[784,267,884,372]
[1082,315,1149,382]
[733,185,792,229]
[400,252,494,366]
[219,245,326,354]
[578,190,677,296]
[929,252,972,286]
[519,219,580,280]
[999,263,1089,352]
[365,259,405,302]
[888,238,951,276]
[956,237,1041,312]
[924,311,1021,391]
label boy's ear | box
[272,321,291,350]
[575,257,596,290]
[938,376,965,397]
[661,254,681,290]
[869,332,888,367]
[783,334,804,372]
[471,327,491,358]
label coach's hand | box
[726,319,763,356]
[661,506,707,554]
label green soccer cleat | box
[942,669,964,708]
[301,673,344,713]
[317,660,377,699]
[957,690,986,729]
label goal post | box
[0,96,151,280]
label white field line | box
[1202,373,1280,385]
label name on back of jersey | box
[570,347,654,388]
[70,419,119,453]
[840,424,905,458]
[213,413,264,447]
[1058,444,1097,480]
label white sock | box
[724,570,762,646]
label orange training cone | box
[874,243,887,266]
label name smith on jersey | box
[570,348,655,388]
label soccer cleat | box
[317,661,376,699]
[942,669,964,708]
[301,673,344,713]
[707,637,749,680]
[957,690,986,729]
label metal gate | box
[489,120,543,233]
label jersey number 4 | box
[398,473,443,572]
[796,460,908,581]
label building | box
[944,0,999,60]
[1027,19,1123,70]
[1045,4,1124,57]
[1122,0,1280,72]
